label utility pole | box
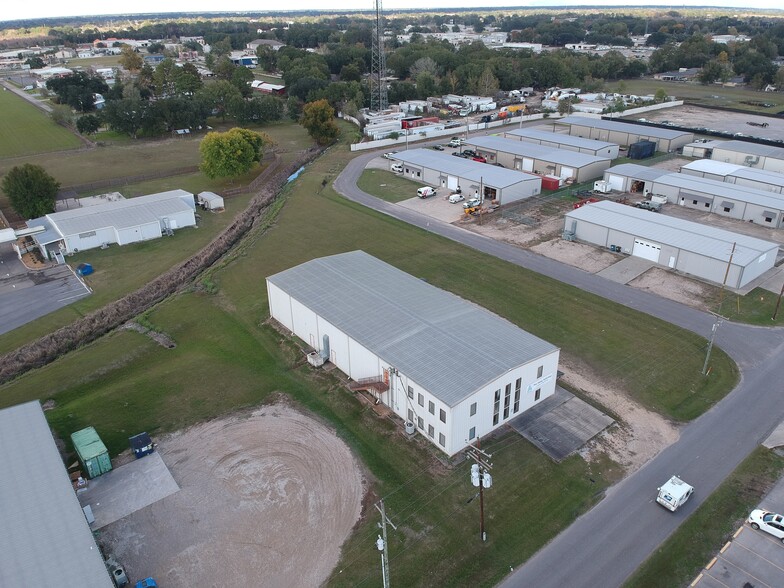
[466,443,493,542]
[375,499,396,587]
[704,242,735,376]
[772,281,784,321]
[702,314,722,376]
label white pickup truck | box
[656,476,694,512]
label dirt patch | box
[629,267,712,309]
[530,239,619,272]
[560,356,681,473]
[100,403,364,588]
[121,321,177,349]
[464,213,564,247]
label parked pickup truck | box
[635,200,662,212]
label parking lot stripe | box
[714,553,775,588]
[733,537,784,574]
[702,569,732,588]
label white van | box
[656,476,694,512]
[391,163,403,173]
[417,187,435,198]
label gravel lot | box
[637,104,784,141]
[100,403,363,588]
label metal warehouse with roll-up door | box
[564,201,778,288]
[602,163,669,194]
[711,140,784,173]
[550,115,694,152]
[465,135,612,182]
[503,127,620,159]
[681,159,784,194]
[391,148,541,204]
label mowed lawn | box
[357,168,427,202]
[0,88,81,157]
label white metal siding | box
[290,298,319,348]
[266,282,293,331]
[347,337,380,381]
[632,239,661,262]
[316,316,350,375]
[606,174,624,191]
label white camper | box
[656,476,694,512]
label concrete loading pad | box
[508,386,614,461]
[596,256,655,285]
[78,451,180,529]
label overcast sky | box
[2,1,781,24]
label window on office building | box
[417,416,424,429]
[537,365,543,378]
[503,383,511,419]
[493,389,500,426]
[534,388,541,401]
[428,424,434,438]
[470,402,477,416]
[439,433,445,446]
[469,426,476,440]
[418,393,424,407]
[407,386,413,399]
[440,409,446,424]
[514,378,521,413]
[428,400,434,415]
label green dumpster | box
[71,427,112,479]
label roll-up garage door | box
[522,158,534,172]
[606,174,624,191]
[447,176,458,190]
[632,238,661,263]
[559,166,575,180]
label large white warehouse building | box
[711,140,784,173]
[267,251,560,456]
[504,127,620,159]
[680,160,784,194]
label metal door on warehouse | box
[632,239,661,263]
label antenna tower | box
[370,0,388,113]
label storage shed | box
[682,139,725,159]
[551,115,694,152]
[391,149,541,204]
[465,135,611,182]
[711,140,784,173]
[0,402,113,587]
[680,160,784,194]
[197,191,225,211]
[71,426,112,479]
[267,251,560,456]
[28,189,197,261]
[504,127,620,159]
[564,201,778,288]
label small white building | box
[711,140,784,174]
[28,189,196,260]
[680,160,784,194]
[197,191,225,211]
[267,251,560,456]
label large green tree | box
[300,99,339,145]
[1,164,60,219]
[199,128,272,179]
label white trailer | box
[656,476,694,512]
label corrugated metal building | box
[602,164,784,227]
[564,201,778,288]
[602,163,669,193]
[267,251,560,456]
[711,140,784,173]
[682,139,726,159]
[504,127,620,159]
[0,401,113,587]
[28,189,197,260]
[465,135,611,182]
[681,160,784,194]
[391,149,541,204]
[551,115,694,152]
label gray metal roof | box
[505,127,618,150]
[43,190,194,236]
[267,251,558,407]
[683,139,726,150]
[655,173,784,211]
[713,140,784,159]
[681,159,744,176]
[0,402,113,587]
[557,115,693,140]
[730,167,784,188]
[466,135,610,168]
[26,215,62,245]
[392,149,540,188]
[566,201,778,266]
[604,163,669,182]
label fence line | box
[59,165,201,196]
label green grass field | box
[614,79,784,113]
[626,447,784,588]
[0,124,741,586]
[357,168,427,202]
[0,88,81,158]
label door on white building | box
[606,174,624,191]
[522,158,534,172]
[632,239,661,263]
[447,176,458,190]
[559,166,575,180]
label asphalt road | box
[335,148,784,587]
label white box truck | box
[656,476,694,512]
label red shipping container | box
[541,175,561,190]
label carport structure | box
[681,159,784,194]
[564,200,779,288]
[465,135,611,182]
[391,148,541,204]
[504,126,620,159]
[549,115,694,152]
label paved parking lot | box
[694,469,784,588]
[0,244,91,335]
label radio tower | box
[370,0,388,114]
